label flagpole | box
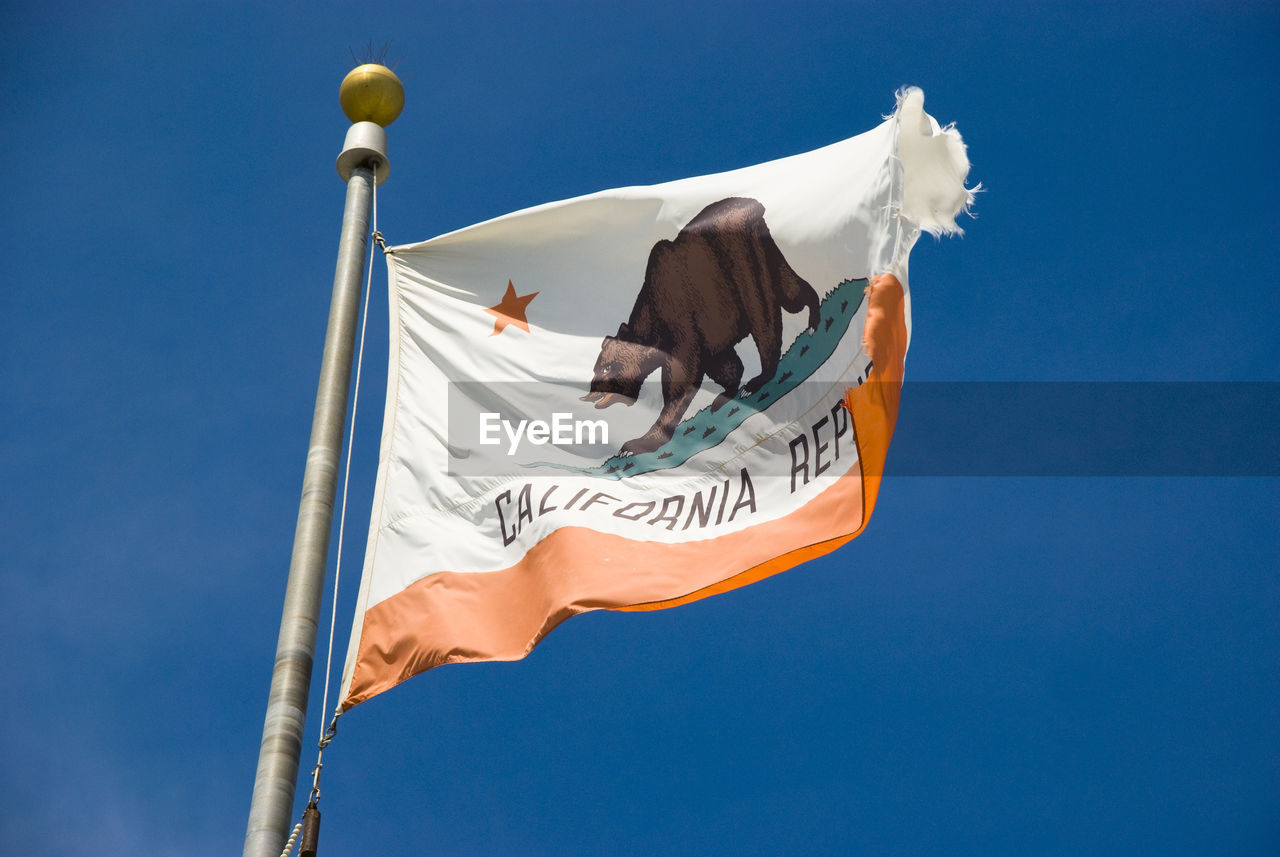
[243,64,403,857]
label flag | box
[340,88,972,708]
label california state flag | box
[340,88,972,708]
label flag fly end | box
[895,87,975,237]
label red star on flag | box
[484,280,539,336]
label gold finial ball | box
[339,64,404,127]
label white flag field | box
[340,88,973,708]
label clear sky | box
[2,2,1277,855]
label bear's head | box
[581,324,664,408]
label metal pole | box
[242,162,373,857]
[242,63,403,857]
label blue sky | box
[2,2,1277,855]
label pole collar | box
[337,121,390,185]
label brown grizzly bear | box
[582,197,820,455]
